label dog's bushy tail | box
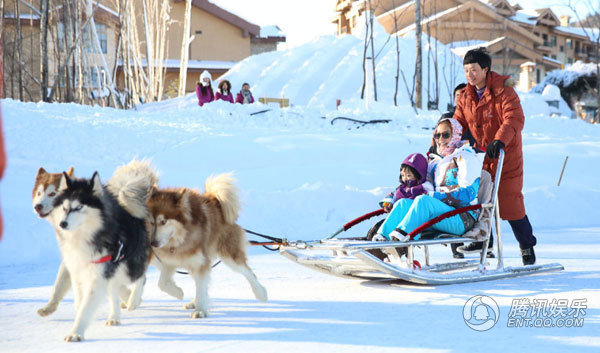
[106,158,159,219]
[204,172,240,224]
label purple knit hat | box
[400,153,428,184]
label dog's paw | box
[37,304,57,317]
[126,301,139,312]
[254,285,268,302]
[172,287,184,300]
[126,295,143,312]
[160,285,184,300]
[191,310,207,319]
[184,302,196,310]
[64,333,83,342]
[105,319,121,326]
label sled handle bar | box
[324,208,386,240]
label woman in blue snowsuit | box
[377,118,483,241]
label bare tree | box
[391,0,400,106]
[360,3,369,99]
[178,0,192,97]
[360,1,379,102]
[15,0,23,100]
[47,0,101,101]
[39,0,49,101]
[368,0,377,101]
[414,0,422,109]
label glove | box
[486,140,505,159]
[382,202,392,212]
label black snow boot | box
[451,243,464,259]
[521,247,536,265]
[457,234,494,258]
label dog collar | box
[91,241,125,264]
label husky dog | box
[147,173,268,319]
[51,161,157,342]
[33,160,158,318]
[33,167,80,317]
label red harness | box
[91,241,124,264]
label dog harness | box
[91,240,125,264]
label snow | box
[1,30,599,352]
[531,61,598,93]
[260,25,285,38]
[221,18,464,110]
[541,85,572,117]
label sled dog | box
[33,160,158,319]
[147,173,268,318]
[50,161,157,342]
[33,167,77,317]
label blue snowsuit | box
[378,144,483,239]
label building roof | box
[175,0,260,37]
[118,59,238,71]
[259,25,286,39]
[395,1,540,44]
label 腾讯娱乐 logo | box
[463,295,500,331]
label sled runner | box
[279,150,564,284]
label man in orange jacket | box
[453,47,536,265]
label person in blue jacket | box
[377,118,483,242]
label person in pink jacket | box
[215,80,234,103]
[235,83,255,104]
[196,70,214,106]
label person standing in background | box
[196,70,215,106]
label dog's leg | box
[158,265,183,300]
[223,259,268,302]
[185,264,210,318]
[38,261,71,317]
[64,279,106,342]
[126,275,146,311]
[105,282,121,326]
[72,277,83,311]
[118,285,132,309]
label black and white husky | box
[53,170,151,342]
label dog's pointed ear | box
[150,184,159,196]
[59,172,71,191]
[66,166,75,177]
[91,172,103,197]
[177,188,190,205]
[36,167,47,179]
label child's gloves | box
[382,202,392,212]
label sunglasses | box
[434,132,451,140]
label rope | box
[151,248,222,275]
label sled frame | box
[279,150,564,284]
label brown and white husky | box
[146,173,268,318]
[32,167,76,317]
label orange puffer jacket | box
[453,71,525,220]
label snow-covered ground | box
[1,24,600,351]
[1,93,599,352]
